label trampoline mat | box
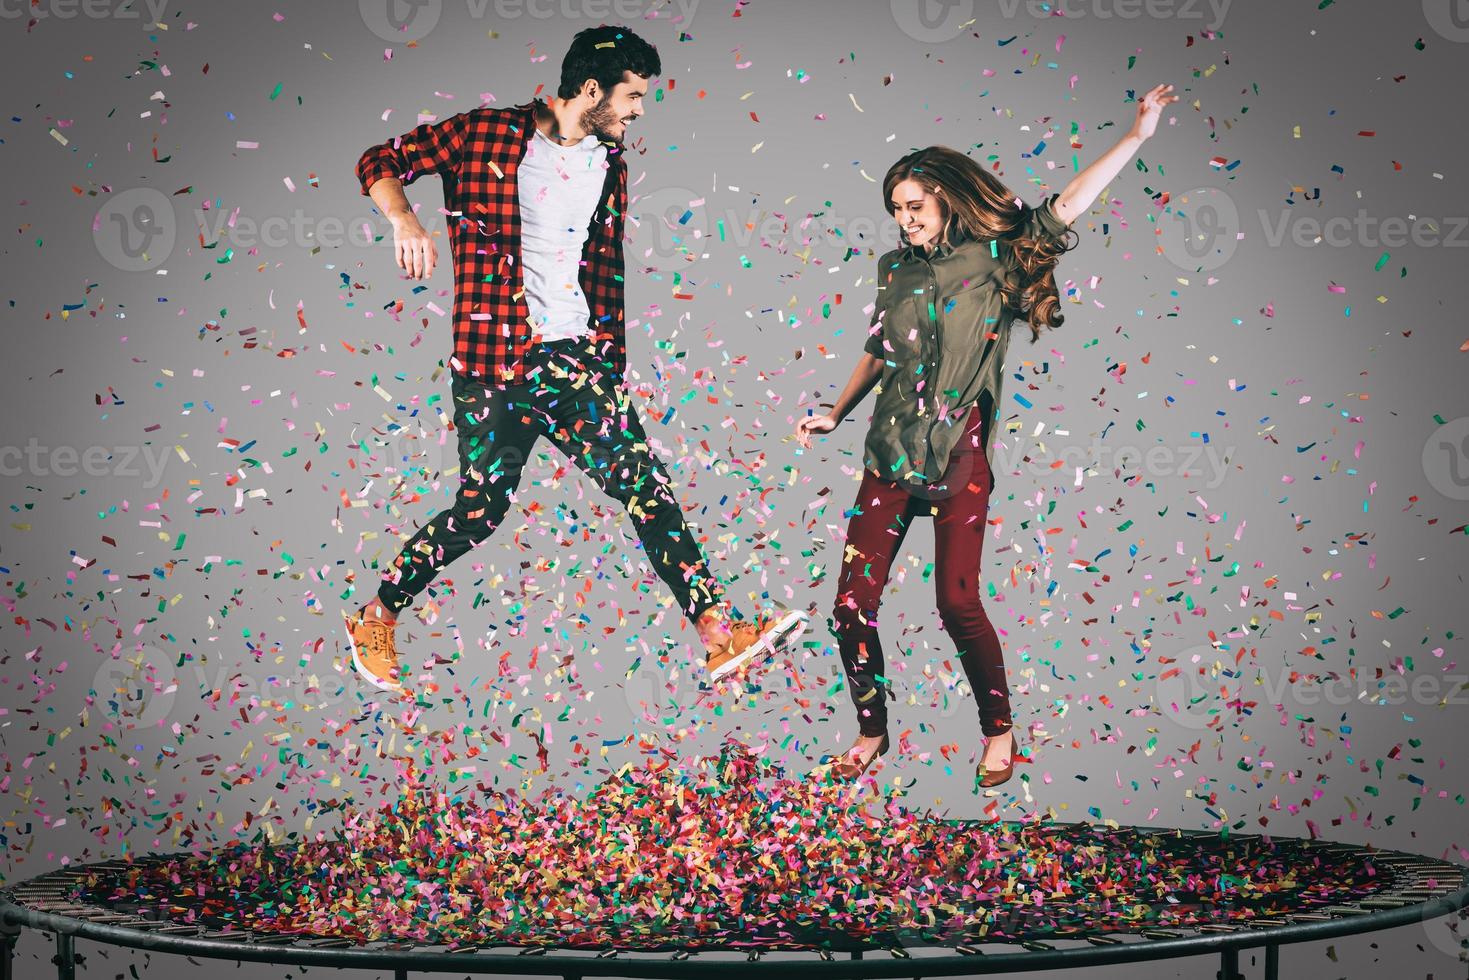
[52,744,1438,952]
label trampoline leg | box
[53,934,76,980]
[394,969,407,980]
[1218,946,1242,980]
[1265,943,1279,980]
[1,927,13,980]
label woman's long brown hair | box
[881,145,1077,343]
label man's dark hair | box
[557,25,661,101]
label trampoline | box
[4,824,1466,980]
[4,746,1466,979]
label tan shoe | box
[343,604,405,693]
[976,730,1022,788]
[827,732,890,781]
[697,605,808,681]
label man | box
[344,25,805,696]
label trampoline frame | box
[3,833,1466,980]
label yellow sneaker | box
[343,604,405,693]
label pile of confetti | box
[67,743,1391,950]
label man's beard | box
[580,95,623,141]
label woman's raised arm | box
[1053,82,1178,226]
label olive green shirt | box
[861,191,1072,486]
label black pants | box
[375,336,723,622]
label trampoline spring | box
[250,934,300,945]
[199,931,250,942]
[954,944,983,955]
[1244,918,1289,928]
[297,936,354,948]
[1359,897,1412,909]
[889,946,911,959]
[817,948,835,961]
[1085,935,1124,945]
[518,946,548,956]
[1140,929,1184,939]
[596,948,618,959]
[446,944,480,954]
[1019,940,1054,952]
[1196,924,1242,933]
[746,950,762,961]
[1288,914,1333,922]
[670,949,690,961]
[154,925,201,936]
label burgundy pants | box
[833,404,1013,738]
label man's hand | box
[392,214,437,280]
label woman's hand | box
[392,214,437,280]
[795,414,838,449]
[1129,82,1178,142]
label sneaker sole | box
[708,609,809,681]
[342,610,403,692]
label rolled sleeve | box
[356,110,471,197]
[1025,192,1072,243]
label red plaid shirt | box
[356,98,628,385]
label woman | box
[797,83,1178,788]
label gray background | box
[3,0,1468,976]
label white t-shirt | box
[517,127,609,342]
